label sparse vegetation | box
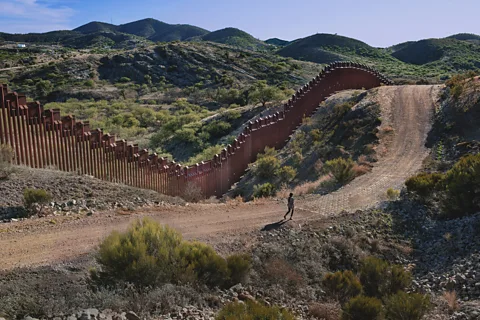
[216,300,295,320]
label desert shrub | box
[277,166,297,183]
[177,241,229,288]
[84,79,95,87]
[119,77,131,83]
[95,218,247,289]
[203,120,231,138]
[309,302,341,320]
[405,172,445,198]
[216,300,295,320]
[386,188,400,200]
[0,144,14,179]
[226,254,252,286]
[384,291,430,320]
[322,270,363,304]
[95,219,183,287]
[255,156,280,179]
[325,158,356,184]
[342,296,383,320]
[253,183,276,198]
[359,257,411,298]
[23,188,52,209]
[183,182,204,202]
[442,153,480,217]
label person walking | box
[284,193,294,220]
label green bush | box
[322,270,363,303]
[359,257,411,298]
[23,188,52,209]
[386,188,400,200]
[277,166,297,183]
[325,158,356,184]
[255,156,280,179]
[385,291,431,320]
[226,253,252,286]
[342,296,383,320]
[405,172,445,198]
[443,153,480,217]
[84,79,95,87]
[216,300,295,320]
[253,183,276,198]
[95,218,249,288]
[118,77,131,83]
[177,241,229,288]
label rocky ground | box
[0,166,185,221]
[2,201,479,320]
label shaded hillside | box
[277,33,387,63]
[0,30,80,43]
[392,38,480,70]
[116,18,209,41]
[198,28,269,51]
[448,33,480,45]
[265,38,290,46]
[73,21,117,34]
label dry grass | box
[277,175,332,198]
[309,302,341,320]
[442,291,460,314]
[264,258,304,293]
[352,164,371,177]
[183,182,204,203]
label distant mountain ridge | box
[74,18,209,42]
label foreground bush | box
[342,296,383,320]
[322,270,362,303]
[216,300,295,320]
[359,257,411,298]
[385,291,431,320]
[95,218,251,288]
[443,153,480,217]
[325,158,356,184]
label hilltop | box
[196,27,270,51]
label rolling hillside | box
[392,38,480,69]
[198,27,269,51]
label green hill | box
[392,38,480,69]
[73,21,117,34]
[265,38,290,46]
[447,33,480,45]
[73,18,209,42]
[277,33,386,63]
[199,27,269,51]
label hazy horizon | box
[0,0,478,47]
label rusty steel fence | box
[0,62,392,198]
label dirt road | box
[0,85,439,270]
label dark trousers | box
[284,206,294,219]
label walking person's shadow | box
[261,219,288,231]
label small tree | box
[249,80,287,107]
[277,166,297,183]
[255,156,280,179]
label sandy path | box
[0,85,439,270]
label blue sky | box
[0,0,478,47]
